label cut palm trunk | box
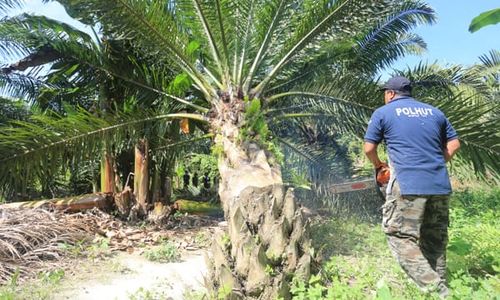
[207,120,312,299]
[134,138,149,215]
[114,186,133,217]
[0,193,112,212]
[100,152,116,194]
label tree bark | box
[134,139,149,215]
[207,118,312,299]
[163,177,172,204]
[100,152,116,194]
[151,168,162,204]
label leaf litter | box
[0,207,221,285]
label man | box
[183,170,190,189]
[203,172,211,189]
[364,76,460,298]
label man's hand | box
[444,139,460,162]
[376,164,390,186]
[364,142,390,185]
[364,142,384,168]
[375,161,388,170]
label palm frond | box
[472,50,500,95]
[251,1,435,95]
[189,0,227,81]
[354,33,427,74]
[276,121,353,198]
[435,94,500,175]
[357,1,433,52]
[0,0,25,14]
[57,0,214,98]
[3,13,209,113]
[478,49,500,69]
[396,62,493,100]
[242,0,288,92]
[0,71,50,102]
[267,74,379,136]
[0,97,30,123]
[253,0,360,94]
[0,13,98,63]
[0,107,207,198]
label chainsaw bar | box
[330,171,388,202]
[329,178,376,194]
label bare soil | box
[54,250,207,300]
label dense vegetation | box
[294,186,499,299]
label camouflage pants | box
[382,180,449,296]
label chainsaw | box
[330,166,390,200]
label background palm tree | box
[1,0,499,298]
[0,12,209,204]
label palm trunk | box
[134,138,149,215]
[100,152,115,194]
[151,168,162,204]
[1,193,112,212]
[207,116,312,299]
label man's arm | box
[444,138,460,162]
[364,142,385,168]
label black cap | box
[380,76,412,94]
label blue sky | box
[388,0,500,75]
[3,0,500,75]
[2,0,94,35]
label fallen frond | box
[0,208,96,284]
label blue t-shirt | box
[364,96,458,195]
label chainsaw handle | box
[375,164,390,186]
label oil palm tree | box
[1,0,499,298]
[0,12,205,203]
[34,1,434,298]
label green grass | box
[0,268,66,300]
[175,199,222,216]
[295,186,500,299]
[143,240,180,263]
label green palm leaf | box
[469,8,500,33]
[0,108,206,197]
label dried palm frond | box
[0,208,97,284]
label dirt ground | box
[53,250,207,300]
[0,208,220,300]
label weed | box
[87,237,111,259]
[211,141,224,157]
[128,286,163,300]
[220,233,230,246]
[184,290,208,300]
[0,267,68,300]
[173,210,185,219]
[290,275,326,300]
[38,269,65,284]
[448,187,499,276]
[194,231,211,248]
[293,186,500,300]
[143,240,180,263]
[0,269,19,300]
[58,239,86,257]
[448,271,500,299]
[217,283,232,300]
[265,264,276,276]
